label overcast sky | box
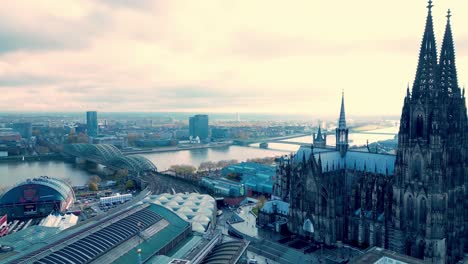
[0,0,467,116]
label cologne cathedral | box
[273,2,467,263]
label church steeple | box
[439,9,460,97]
[338,91,347,128]
[314,121,327,148]
[336,91,348,157]
[412,0,438,99]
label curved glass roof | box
[32,208,162,264]
[202,240,247,264]
[0,176,75,204]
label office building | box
[189,114,209,141]
[86,111,98,137]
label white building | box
[100,193,132,206]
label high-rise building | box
[86,111,98,137]
[189,115,209,140]
[12,122,32,139]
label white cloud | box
[0,0,467,115]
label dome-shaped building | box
[0,176,75,220]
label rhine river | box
[0,127,397,189]
[0,146,290,189]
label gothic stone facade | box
[274,3,467,263]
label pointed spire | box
[439,8,460,97]
[338,91,347,128]
[406,83,411,98]
[412,0,438,99]
[317,124,322,139]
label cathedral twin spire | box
[439,9,460,97]
[412,0,460,99]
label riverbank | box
[122,142,233,155]
[0,154,63,163]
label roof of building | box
[146,193,215,233]
[0,226,62,261]
[113,203,191,264]
[295,146,395,175]
[350,247,425,264]
[0,176,75,205]
[221,162,277,194]
[201,240,249,264]
[39,213,79,230]
[1,203,191,264]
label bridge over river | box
[63,143,157,175]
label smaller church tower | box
[336,92,349,156]
[313,122,327,148]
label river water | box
[0,146,290,189]
[0,161,92,189]
[0,127,398,189]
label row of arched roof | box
[64,144,122,161]
[63,144,157,174]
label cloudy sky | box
[0,0,467,116]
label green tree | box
[113,169,128,182]
[126,180,135,190]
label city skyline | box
[0,1,467,116]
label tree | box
[126,180,135,190]
[89,182,98,191]
[169,165,197,175]
[76,133,89,143]
[216,159,238,168]
[246,157,276,165]
[253,195,267,216]
[199,161,216,171]
[113,169,129,182]
[89,175,102,184]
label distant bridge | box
[233,133,309,146]
[350,131,397,136]
[265,140,310,146]
[63,144,157,175]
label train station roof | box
[1,203,191,264]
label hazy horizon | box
[1,1,467,115]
